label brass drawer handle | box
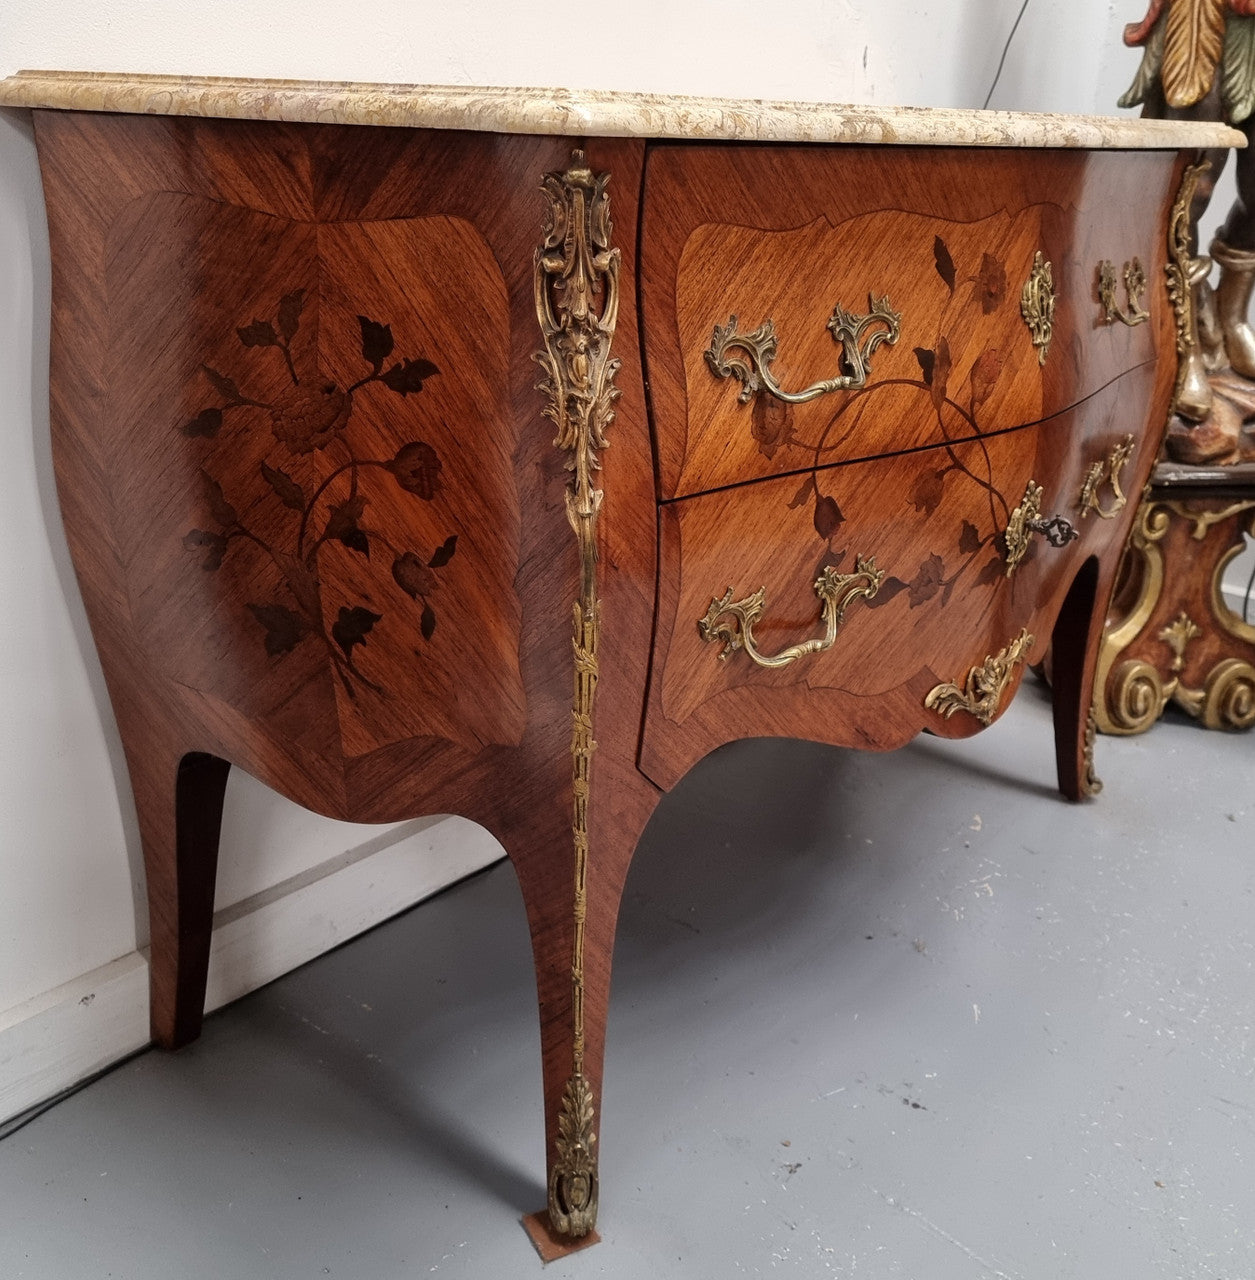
[1003,480,1079,576]
[699,556,884,669]
[705,296,901,405]
[1096,259,1149,327]
[1077,434,1135,520]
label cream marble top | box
[0,71,1243,149]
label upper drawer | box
[641,143,1181,500]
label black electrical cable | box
[983,0,1033,110]
[0,1046,149,1143]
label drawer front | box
[639,366,1162,790]
[641,144,1181,500]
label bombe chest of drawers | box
[0,71,1237,1250]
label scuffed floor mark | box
[870,1185,1025,1280]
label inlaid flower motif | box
[269,381,352,454]
[387,441,443,498]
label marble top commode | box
[0,70,1244,149]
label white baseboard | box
[0,816,503,1124]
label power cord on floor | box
[0,1046,149,1144]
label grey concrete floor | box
[1,687,1252,1278]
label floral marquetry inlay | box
[180,290,454,698]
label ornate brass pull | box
[705,295,901,405]
[1097,259,1149,326]
[1003,480,1079,576]
[1020,251,1055,365]
[1077,434,1136,520]
[699,556,884,669]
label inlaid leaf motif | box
[201,470,238,528]
[421,603,437,641]
[1162,0,1226,109]
[428,534,458,568]
[864,576,908,609]
[182,407,223,438]
[914,346,936,385]
[911,466,948,515]
[324,495,370,557]
[788,475,816,509]
[930,337,952,412]
[182,529,228,570]
[1222,15,1255,124]
[237,319,278,348]
[815,546,848,577]
[261,461,306,512]
[975,254,1007,315]
[969,348,1005,410]
[975,557,1004,587]
[332,605,383,657]
[201,365,243,404]
[813,493,844,539]
[751,394,793,460]
[277,289,305,343]
[959,519,983,555]
[247,603,310,656]
[933,235,956,293]
[381,358,440,397]
[908,553,946,608]
[358,316,394,371]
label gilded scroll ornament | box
[534,149,621,1237]
[1093,497,1255,733]
[1097,258,1150,326]
[924,628,1035,726]
[1077,435,1136,520]
[1164,161,1210,362]
[1094,500,1173,734]
[1020,251,1056,365]
[699,556,884,669]
[1003,480,1079,576]
[1164,497,1255,538]
[705,295,901,405]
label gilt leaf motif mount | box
[1020,251,1056,365]
[533,150,620,1239]
[925,628,1035,726]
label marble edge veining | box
[0,70,1244,149]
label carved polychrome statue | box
[1122,0,1255,462]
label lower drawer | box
[639,366,1158,789]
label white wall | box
[0,2,1237,1120]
